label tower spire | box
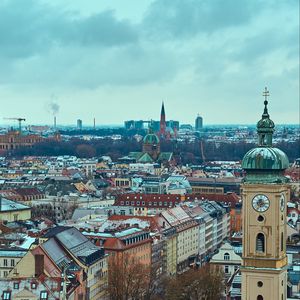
[160,101,166,137]
[257,87,274,147]
[262,87,270,118]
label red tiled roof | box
[188,193,240,206]
[104,238,125,250]
[114,193,181,208]
[14,187,44,197]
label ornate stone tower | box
[241,88,290,300]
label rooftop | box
[0,197,31,212]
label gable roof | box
[137,153,154,163]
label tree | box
[108,252,151,300]
[164,265,224,300]
[75,144,96,158]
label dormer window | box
[224,253,230,261]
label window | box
[3,259,7,266]
[281,232,284,252]
[257,281,263,287]
[13,282,19,289]
[224,265,229,274]
[11,259,15,267]
[31,282,37,289]
[2,291,11,300]
[257,296,263,300]
[40,291,48,300]
[256,233,265,252]
[224,252,230,261]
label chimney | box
[54,116,57,130]
[35,254,44,277]
[93,118,96,130]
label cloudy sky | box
[0,0,299,126]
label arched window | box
[257,296,263,300]
[281,232,284,252]
[224,253,230,261]
[256,233,265,252]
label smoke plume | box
[47,95,60,116]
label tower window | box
[257,296,263,300]
[256,233,265,252]
[257,281,263,287]
[281,232,284,252]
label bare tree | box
[164,265,224,300]
[108,253,151,300]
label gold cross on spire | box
[262,87,270,102]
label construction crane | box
[4,117,26,134]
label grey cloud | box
[0,0,138,59]
[0,0,298,92]
[231,27,299,63]
[142,0,257,39]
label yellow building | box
[163,227,177,276]
[241,91,289,300]
[0,197,31,222]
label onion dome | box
[143,123,160,144]
[143,133,160,144]
[241,88,289,183]
[242,147,289,171]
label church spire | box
[161,101,165,117]
[257,87,275,147]
[160,101,166,137]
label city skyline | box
[0,0,299,125]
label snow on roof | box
[0,197,30,212]
[0,250,27,257]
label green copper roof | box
[138,152,154,163]
[242,88,290,182]
[158,152,173,162]
[143,133,160,144]
[242,147,289,170]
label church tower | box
[241,88,290,300]
[160,101,166,137]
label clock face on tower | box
[280,194,285,212]
[252,194,270,212]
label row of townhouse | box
[75,200,230,278]
[160,201,230,274]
